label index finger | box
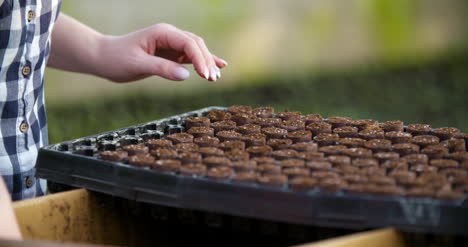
[152,24,209,79]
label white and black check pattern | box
[0,0,61,200]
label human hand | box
[95,23,227,82]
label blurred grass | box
[47,52,468,144]
[371,0,416,59]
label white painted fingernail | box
[215,67,221,78]
[172,66,190,80]
[203,68,210,80]
[220,59,228,66]
[210,67,217,81]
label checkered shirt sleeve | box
[0,0,61,200]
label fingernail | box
[203,68,210,80]
[215,67,221,79]
[210,67,217,81]
[220,59,228,66]
[172,66,190,80]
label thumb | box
[141,55,190,81]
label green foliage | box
[369,0,417,60]
[47,54,468,143]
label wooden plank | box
[0,239,113,247]
[13,189,125,245]
[292,228,406,247]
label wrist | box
[89,33,114,78]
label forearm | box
[0,178,22,240]
[48,13,106,76]
[48,13,226,82]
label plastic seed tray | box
[36,106,468,235]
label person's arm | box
[0,177,22,240]
[48,14,227,82]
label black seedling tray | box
[36,107,468,235]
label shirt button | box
[26,176,34,188]
[27,11,36,22]
[22,65,31,76]
[20,121,29,133]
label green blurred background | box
[46,0,468,143]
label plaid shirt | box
[1,0,61,200]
